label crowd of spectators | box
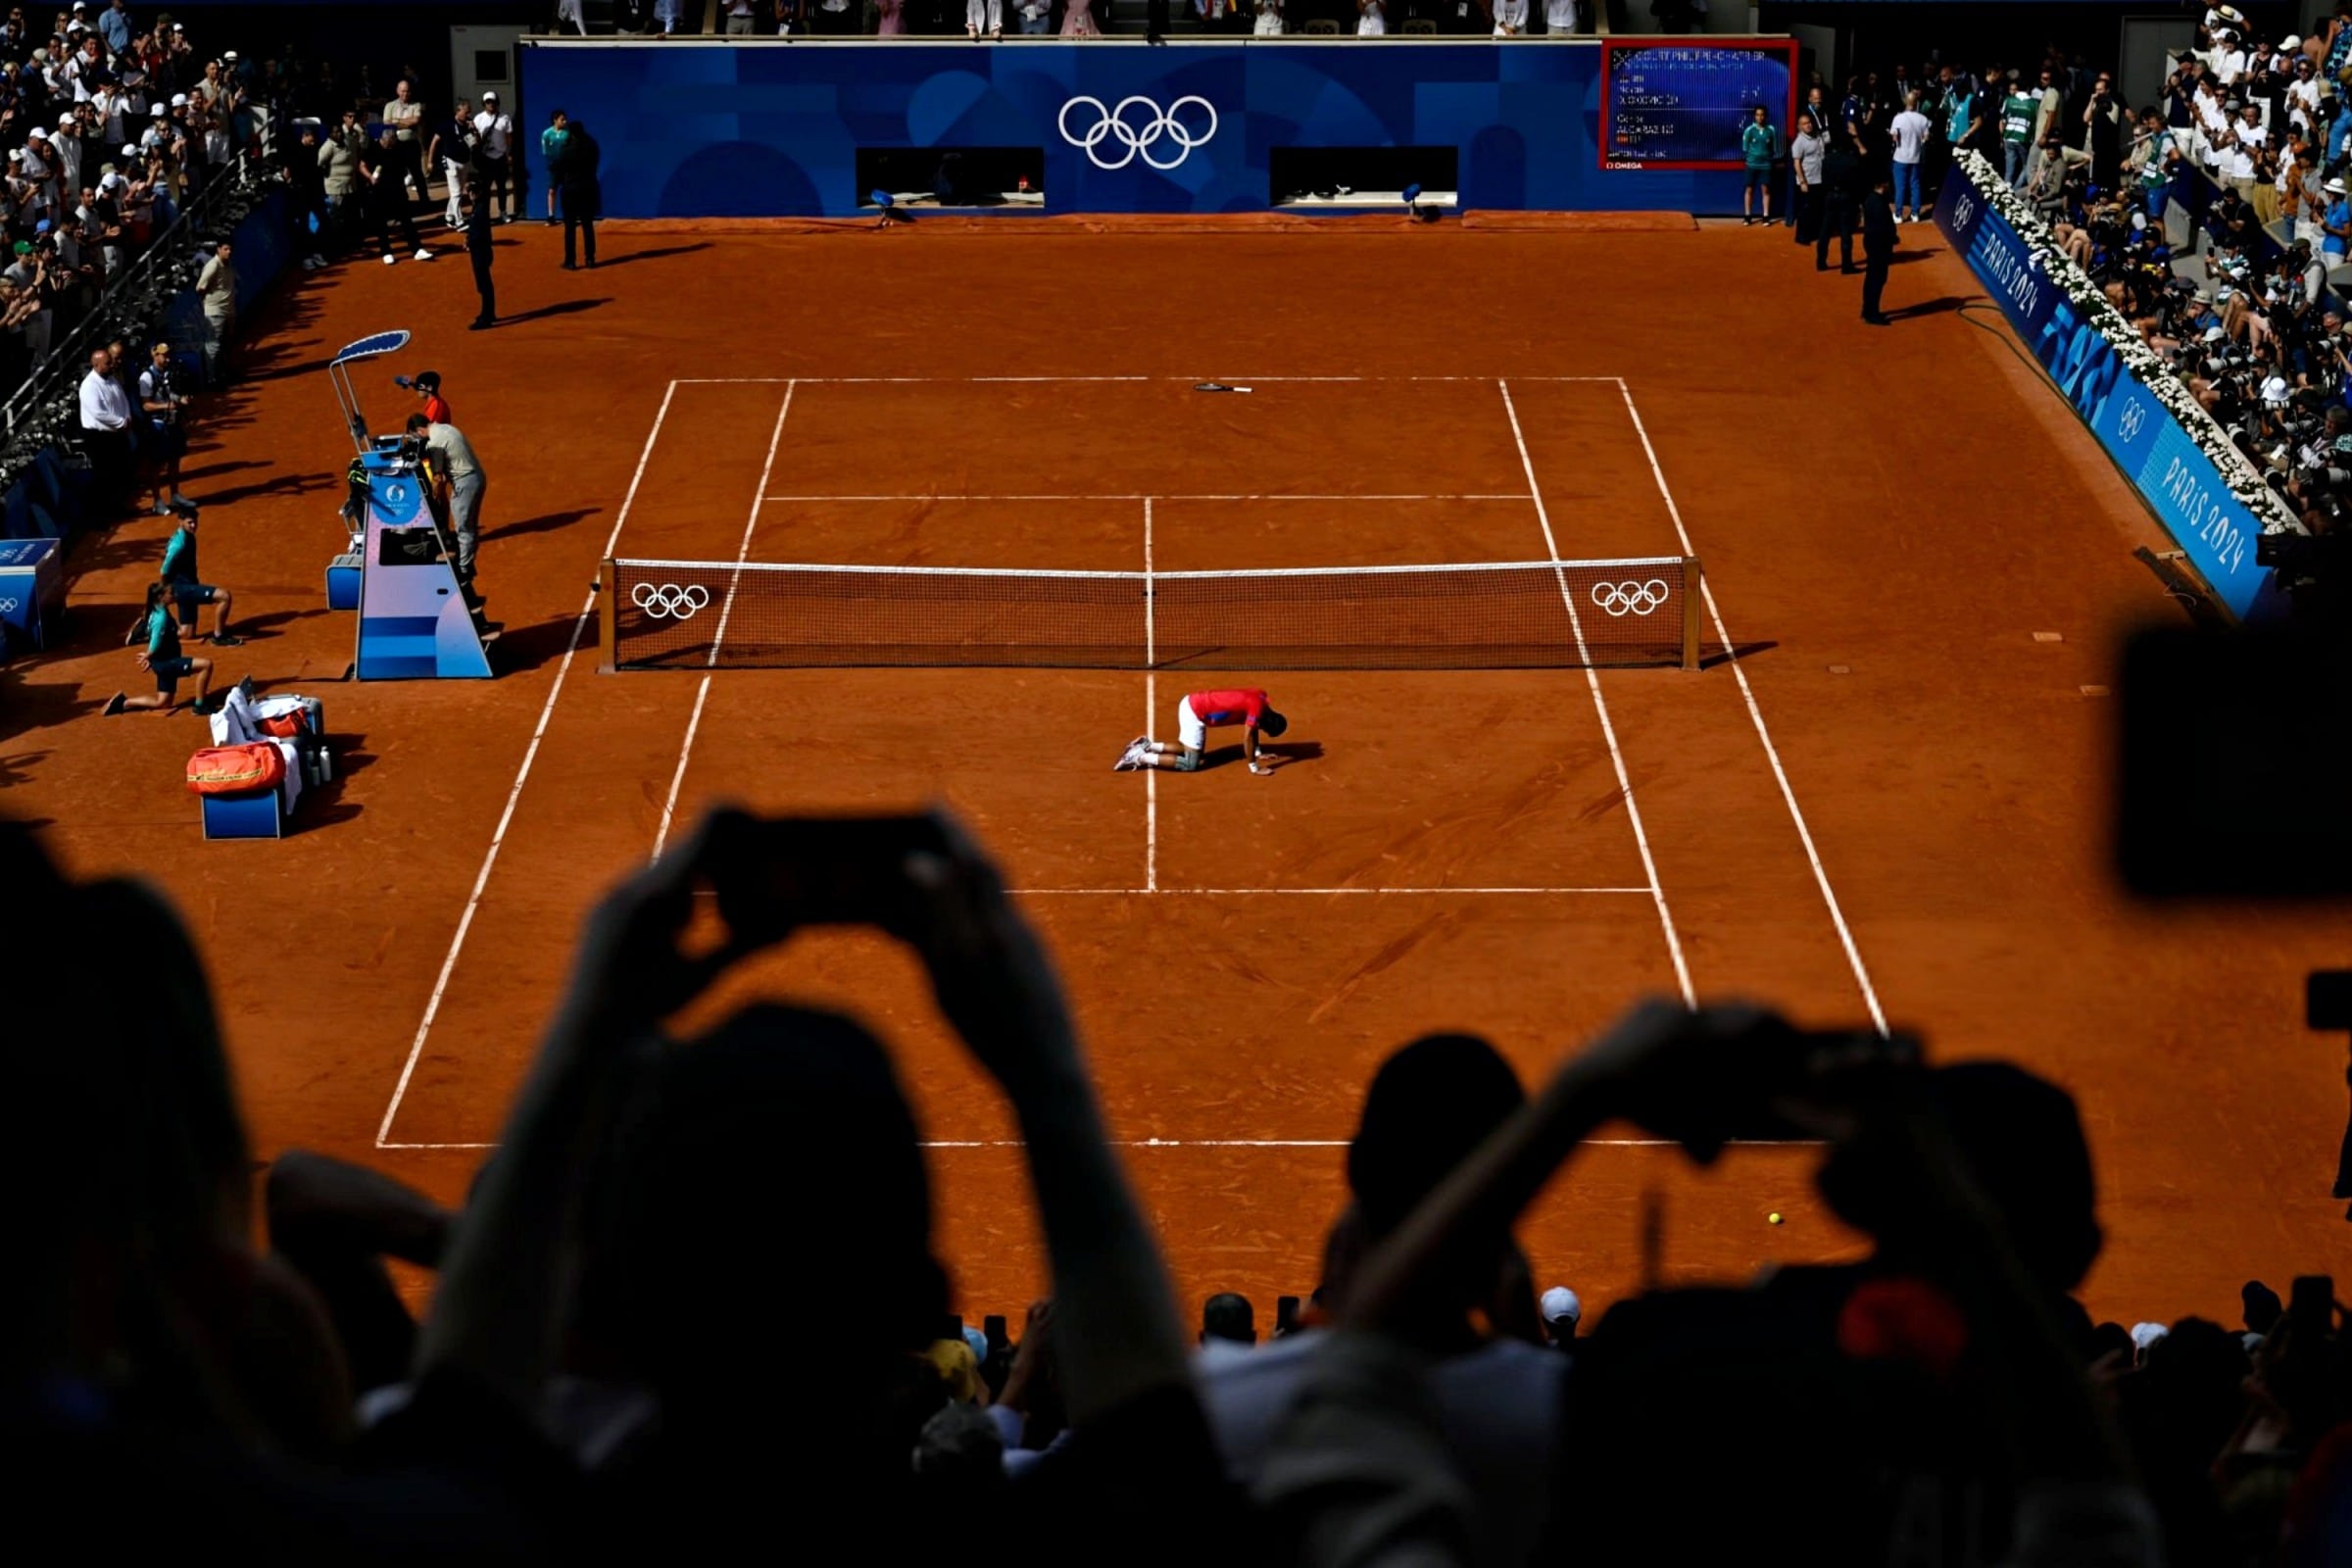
[563,0,1602,39]
[0,3,278,390]
[1770,9,2352,590]
[12,800,2350,1566]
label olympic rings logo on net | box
[632,582,710,621]
[1058,94,1219,172]
[1590,579,1670,616]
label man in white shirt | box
[21,128,55,222]
[2223,98,2266,197]
[78,343,131,512]
[471,91,514,223]
[2287,56,2324,136]
[1543,0,1579,34]
[1491,0,1527,34]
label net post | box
[597,559,617,673]
[1680,557,1701,671]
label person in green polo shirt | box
[2001,74,2039,190]
[103,579,218,715]
[1741,105,1778,225]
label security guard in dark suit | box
[466,181,496,330]
[1861,173,1898,325]
[1817,132,1863,273]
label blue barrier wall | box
[1934,172,2281,621]
[517,39,1758,219]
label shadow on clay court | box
[175,458,270,484]
[496,298,611,326]
[493,507,596,540]
[588,242,712,269]
[230,607,333,642]
[490,614,587,673]
[1697,641,1779,671]
[299,733,374,830]
[1206,740,1324,771]
[1886,296,1969,320]
[195,470,331,508]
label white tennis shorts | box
[1176,695,1205,752]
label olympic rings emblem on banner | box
[0,596,19,613]
[2117,397,2145,442]
[632,582,710,621]
[1590,579,1670,616]
[1058,94,1219,172]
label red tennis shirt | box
[422,391,452,424]
[1187,689,1267,728]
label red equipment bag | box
[186,743,286,796]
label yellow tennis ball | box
[1767,1211,1785,1225]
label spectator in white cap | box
[2131,1321,2171,1360]
[1540,1286,1581,1346]
[51,113,81,196]
[2323,176,2352,283]
[471,91,513,222]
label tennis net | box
[600,556,1701,671]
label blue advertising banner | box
[1936,172,2273,620]
[517,39,1761,219]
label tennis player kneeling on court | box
[1117,687,1287,776]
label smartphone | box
[710,812,950,942]
[2311,973,2352,1031]
[939,1312,963,1347]
[1718,1025,1925,1142]
[2289,1275,2334,1333]
[1274,1296,1300,1337]
[983,1313,1009,1351]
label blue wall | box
[1934,173,2281,621]
[518,39,1757,218]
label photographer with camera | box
[417,806,1230,1558]
[1257,1001,2150,1568]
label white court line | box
[1616,383,1889,1036]
[1499,378,1695,1009]
[378,1136,1791,1152]
[675,375,1638,386]
[376,381,683,1149]
[652,676,710,862]
[919,1137,1807,1149]
[1143,497,1157,893]
[762,492,1532,503]
[651,382,799,861]
[1005,886,1653,896]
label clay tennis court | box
[10,218,2349,1322]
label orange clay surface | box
[7,216,2350,1328]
